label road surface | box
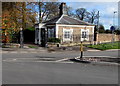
[2,50,119,84]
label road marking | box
[13,59,17,61]
[3,59,74,64]
[20,51,28,53]
[87,50,101,51]
[56,58,70,62]
[58,62,74,64]
[2,57,74,64]
[2,51,8,53]
[10,51,18,53]
[105,49,120,51]
[31,52,37,53]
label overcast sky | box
[66,2,118,29]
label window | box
[63,29,73,41]
[82,31,87,38]
[48,27,55,38]
[64,31,70,39]
[81,29,89,41]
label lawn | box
[86,41,120,50]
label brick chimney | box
[59,3,67,16]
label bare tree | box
[75,8,87,20]
[37,2,60,22]
[87,9,99,24]
[66,6,74,17]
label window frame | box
[81,29,89,41]
[63,28,73,41]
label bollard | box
[80,42,83,60]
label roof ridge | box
[56,15,64,24]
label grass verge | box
[86,41,120,50]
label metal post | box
[4,30,7,46]
[20,28,23,48]
[80,42,83,60]
[45,28,48,48]
[112,30,114,44]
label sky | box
[66,2,118,29]
[66,2,118,30]
[33,0,119,30]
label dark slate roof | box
[44,15,94,26]
[58,16,91,25]
[43,16,60,25]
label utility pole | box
[112,11,117,43]
[97,11,100,33]
[95,11,100,44]
[113,11,117,26]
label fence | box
[58,34,94,44]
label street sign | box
[110,26,115,31]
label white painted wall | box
[35,23,46,45]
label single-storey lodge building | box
[35,3,95,45]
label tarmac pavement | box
[1,46,119,66]
[2,47,119,84]
[1,46,119,54]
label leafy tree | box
[105,29,111,34]
[2,2,37,43]
[98,24,105,33]
[114,28,120,35]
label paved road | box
[2,51,119,84]
[2,50,119,59]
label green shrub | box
[48,38,61,43]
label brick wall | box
[97,33,120,43]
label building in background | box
[35,3,95,45]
